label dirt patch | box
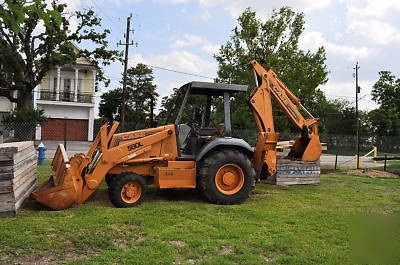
[347,169,399,178]
[1,251,97,265]
[167,240,186,247]
[321,168,336,174]
[124,221,140,227]
[113,239,129,248]
[260,254,273,262]
[134,234,147,243]
[219,246,234,255]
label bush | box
[1,108,48,141]
[2,108,48,125]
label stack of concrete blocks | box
[266,158,320,186]
[0,141,37,217]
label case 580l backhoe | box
[32,61,322,210]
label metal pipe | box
[334,154,338,171]
[253,69,260,87]
[299,104,315,119]
[384,154,387,171]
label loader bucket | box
[31,144,82,210]
[288,134,322,162]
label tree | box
[0,0,121,109]
[319,98,370,136]
[215,7,329,132]
[157,87,208,126]
[99,64,158,126]
[371,71,400,109]
[369,71,400,136]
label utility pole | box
[150,92,154,127]
[118,14,135,131]
[354,62,361,169]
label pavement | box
[320,154,383,168]
[35,140,93,158]
[36,140,382,168]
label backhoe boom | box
[249,60,322,179]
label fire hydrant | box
[36,142,46,165]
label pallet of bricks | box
[0,141,37,217]
[266,158,320,185]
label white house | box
[0,96,16,120]
[34,43,97,141]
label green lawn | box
[0,161,399,265]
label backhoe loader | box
[32,60,322,210]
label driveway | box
[35,140,93,159]
[320,154,383,168]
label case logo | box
[127,142,143,151]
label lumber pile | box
[276,140,327,152]
[0,141,37,217]
[265,158,320,186]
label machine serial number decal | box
[127,142,143,151]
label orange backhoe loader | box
[32,60,322,210]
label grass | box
[0,161,399,264]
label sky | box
[64,0,400,116]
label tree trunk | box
[17,88,33,109]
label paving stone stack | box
[0,141,37,217]
[266,158,320,186]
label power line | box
[130,61,215,80]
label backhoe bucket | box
[288,134,322,162]
[31,144,82,210]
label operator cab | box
[165,81,248,158]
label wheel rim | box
[215,164,245,195]
[120,181,142,203]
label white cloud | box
[300,31,375,61]
[340,0,400,45]
[347,19,400,45]
[130,50,216,74]
[171,34,220,54]
[196,0,332,18]
[320,80,377,110]
[201,44,220,54]
[171,34,203,49]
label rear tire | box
[108,172,146,208]
[198,149,255,205]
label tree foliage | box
[369,71,400,136]
[0,0,121,108]
[99,64,158,126]
[215,7,329,132]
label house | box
[0,96,16,120]
[34,43,97,141]
[0,67,17,120]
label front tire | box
[198,149,255,205]
[108,172,146,208]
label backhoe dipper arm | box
[249,60,322,179]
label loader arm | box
[32,122,178,210]
[249,60,322,178]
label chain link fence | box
[1,122,399,172]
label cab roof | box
[179,81,248,96]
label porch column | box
[88,107,94,141]
[56,67,61,100]
[92,69,96,92]
[74,68,79,102]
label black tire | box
[198,149,255,205]
[105,174,114,187]
[108,172,146,208]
